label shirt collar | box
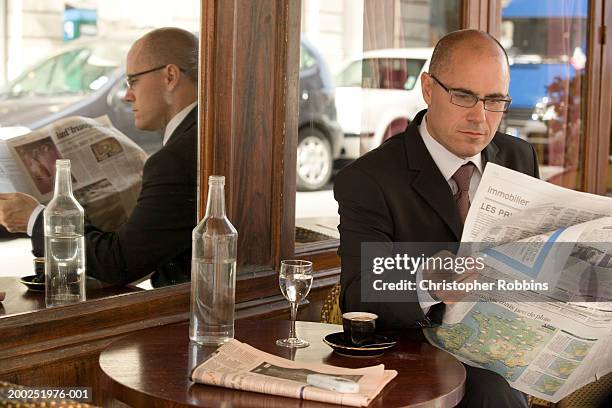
[419,114,483,181]
[162,102,197,145]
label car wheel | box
[296,128,333,191]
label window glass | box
[300,44,318,71]
[364,58,426,90]
[8,57,58,95]
[295,0,461,247]
[500,0,588,190]
[7,43,129,95]
[335,61,362,87]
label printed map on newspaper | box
[425,163,612,403]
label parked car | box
[0,38,162,155]
[500,60,573,144]
[334,48,432,157]
[297,40,344,191]
[0,38,343,191]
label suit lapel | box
[165,106,197,146]
[482,135,499,168]
[402,111,462,240]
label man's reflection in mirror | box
[0,27,199,288]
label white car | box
[334,48,432,157]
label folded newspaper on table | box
[190,339,397,407]
[424,163,612,403]
[0,116,147,231]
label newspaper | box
[424,163,612,402]
[0,116,147,231]
[190,339,397,407]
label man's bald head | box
[420,29,511,158]
[124,27,198,132]
[428,29,509,77]
[133,27,198,83]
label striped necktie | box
[452,162,475,223]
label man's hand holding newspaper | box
[0,192,38,232]
[424,163,612,403]
[422,249,483,304]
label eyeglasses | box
[429,74,511,112]
[125,65,168,89]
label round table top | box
[99,320,465,408]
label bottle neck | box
[54,164,73,197]
[205,183,226,217]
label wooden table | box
[99,320,465,407]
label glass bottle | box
[189,175,238,345]
[44,159,86,307]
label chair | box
[556,372,612,407]
[531,372,612,407]
[320,282,342,324]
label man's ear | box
[421,72,432,106]
[165,64,181,90]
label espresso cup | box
[33,257,45,283]
[342,312,377,347]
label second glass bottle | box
[44,159,86,307]
[189,175,238,345]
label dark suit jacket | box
[32,107,198,287]
[334,109,539,329]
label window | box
[363,58,426,90]
[296,0,461,248]
[5,44,128,96]
[335,61,362,87]
[300,43,318,71]
[499,0,589,190]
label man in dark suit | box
[0,27,198,287]
[334,29,539,407]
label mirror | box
[0,1,200,317]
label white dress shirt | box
[416,114,483,313]
[27,102,198,236]
[162,102,197,146]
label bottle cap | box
[208,175,225,184]
[56,159,71,167]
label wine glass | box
[276,260,313,348]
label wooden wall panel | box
[463,0,500,34]
[583,0,604,193]
[199,0,300,274]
